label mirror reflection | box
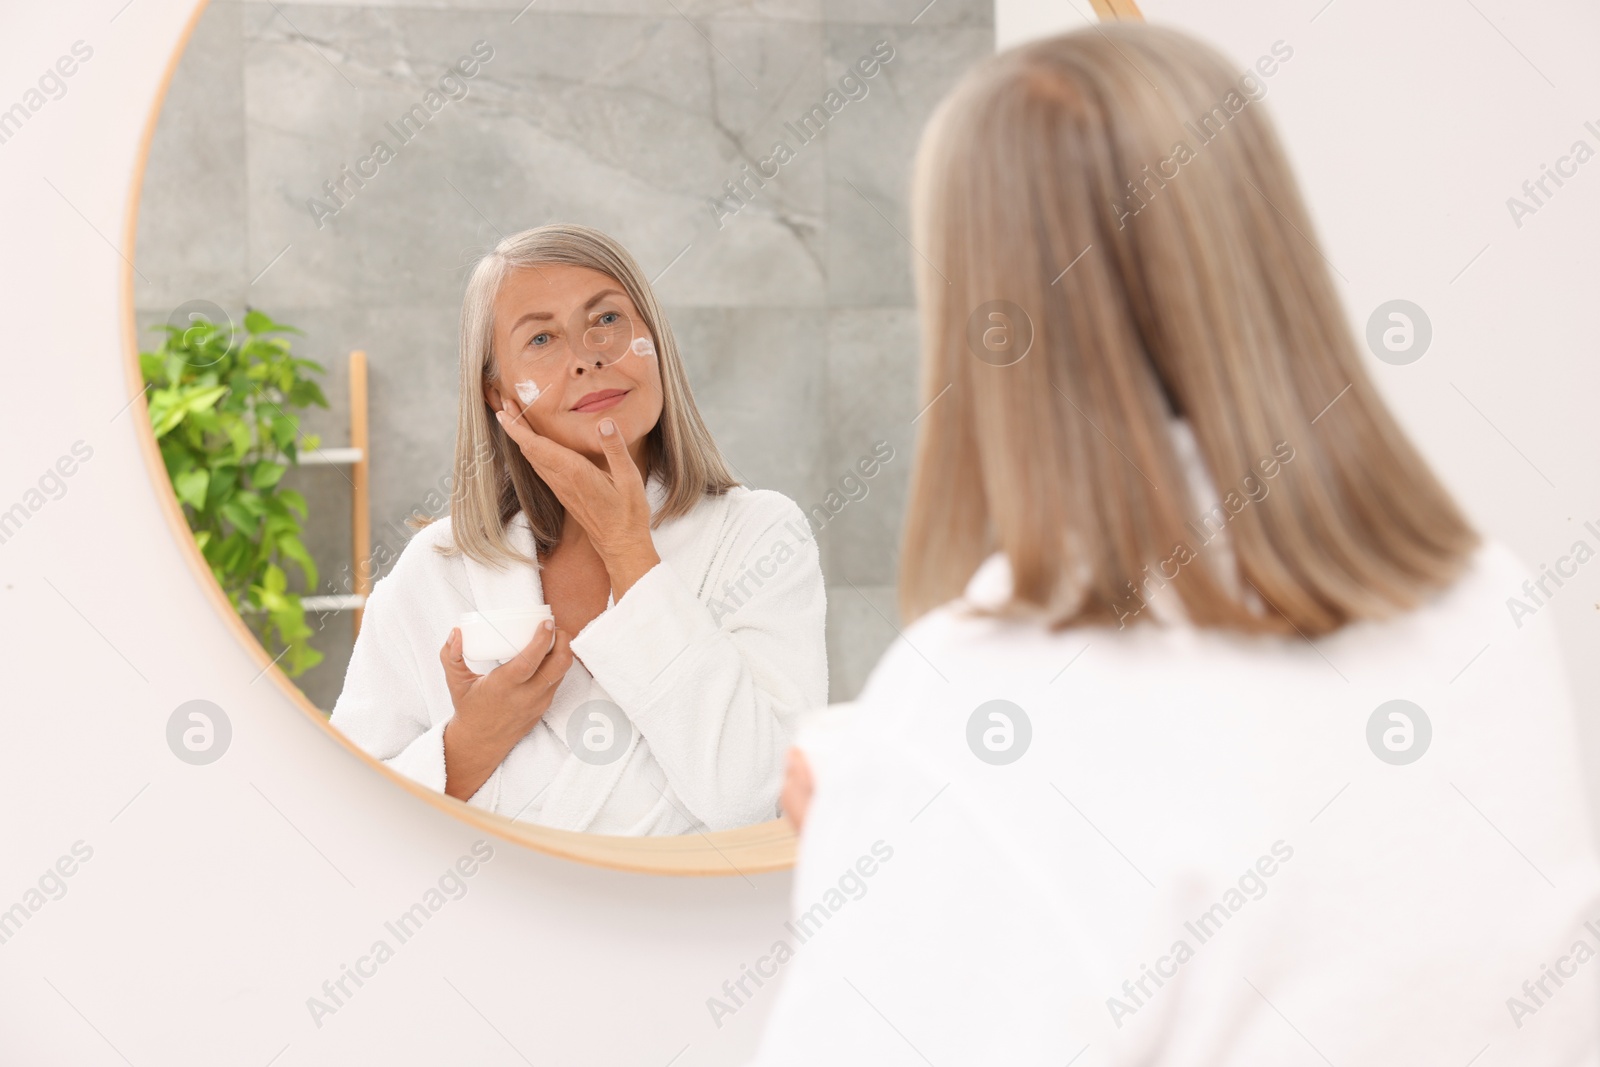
[133,3,984,835]
[331,234,828,833]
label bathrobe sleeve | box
[328,522,467,797]
[568,490,828,831]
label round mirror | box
[124,0,990,873]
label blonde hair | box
[446,223,738,566]
[900,23,1478,636]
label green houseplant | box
[142,308,329,677]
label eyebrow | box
[508,288,624,336]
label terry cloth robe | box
[745,419,1600,1065]
[328,472,828,835]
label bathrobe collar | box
[454,470,669,831]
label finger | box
[439,628,481,698]
[595,416,644,491]
[527,628,575,691]
[781,746,814,833]
[496,398,578,485]
[494,396,549,461]
[498,618,556,685]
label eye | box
[527,331,551,347]
[596,311,620,327]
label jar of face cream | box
[458,606,554,667]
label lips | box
[572,388,629,413]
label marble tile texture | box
[134,0,994,707]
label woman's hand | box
[781,746,814,834]
[439,620,573,801]
[494,397,660,597]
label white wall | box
[996,0,1101,50]
[3,1,1596,1063]
[0,4,793,1064]
[997,0,1600,834]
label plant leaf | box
[278,533,318,591]
[249,460,286,490]
[233,489,266,518]
[277,488,308,519]
[262,563,287,595]
[220,498,258,533]
[173,468,210,510]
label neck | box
[557,511,599,554]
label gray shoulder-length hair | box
[443,223,739,566]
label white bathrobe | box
[747,422,1600,1065]
[328,473,828,835]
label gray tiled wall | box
[134,0,993,710]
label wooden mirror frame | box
[120,0,1139,877]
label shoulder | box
[670,484,812,552]
[854,595,997,704]
[391,513,459,572]
[724,487,816,561]
[367,514,463,606]
[1461,536,1531,588]
[654,485,820,597]
[1398,535,1528,630]
[720,485,808,530]
[404,512,458,552]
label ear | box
[483,378,504,415]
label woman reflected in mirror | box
[330,224,828,836]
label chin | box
[552,416,638,446]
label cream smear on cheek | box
[508,341,648,410]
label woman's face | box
[485,263,665,467]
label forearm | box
[638,658,793,826]
[442,718,512,801]
[572,560,824,828]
